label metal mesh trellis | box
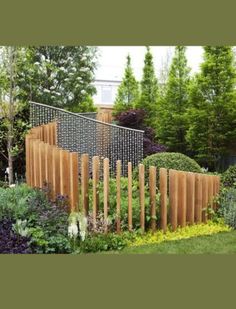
[29,101,144,175]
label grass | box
[110,231,236,254]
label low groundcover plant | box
[127,220,231,248]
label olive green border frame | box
[0,0,236,45]
[1,0,236,307]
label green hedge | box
[134,152,202,182]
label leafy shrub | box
[135,152,202,182]
[0,184,36,220]
[114,109,145,127]
[0,218,32,254]
[25,192,72,253]
[88,177,161,231]
[218,188,236,229]
[0,185,72,254]
[0,180,8,188]
[78,232,134,253]
[222,165,236,188]
[114,109,166,157]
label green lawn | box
[108,231,236,254]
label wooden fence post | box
[33,139,40,188]
[52,147,61,200]
[186,172,195,225]
[160,168,167,232]
[116,160,121,233]
[169,169,178,231]
[202,174,209,222]
[29,133,38,187]
[215,176,220,210]
[103,158,109,233]
[39,141,46,188]
[25,135,31,185]
[149,166,157,232]
[81,153,89,215]
[59,149,70,198]
[212,176,217,210]
[208,175,213,217]
[92,156,100,227]
[128,162,132,231]
[195,173,202,223]
[177,171,187,227]
[69,152,79,212]
[45,124,50,144]
[139,164,145,233]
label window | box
[101,86,112,103]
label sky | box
[95,46,204,81]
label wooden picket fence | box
[25,122,221,233]
[25,122,79,211]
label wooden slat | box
[29,137,34,186]
[139,164,145,232]
[212,175,217,210]
[47,144,54,198]
[59,149,70,198]
[195,173,202,223]
[81,153,89,215]
[201,174,209,222]
[25,135,30,185]
[69,152,79,212]
[92,156,100,228]
[215,176,220,210]
[39,141,46,188]
[186,172,195,225]
[149,166,156,232]
[52,147,61,199]
[33,139,40,188]
[116,160,121,233]
[160,168,167,232]
[177,171,187,227]
[208,175,214,217]
[128,162,132,231]
[169,169,178,231]
[103,158,109,233]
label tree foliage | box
[136,47,158,126]
[186,46,236,169]
[113,55,140,116]
[16,46,98,111]
[157,46,191,153]
[0,47,30,183]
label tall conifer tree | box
[157,46,191,153]
[136,46,158,126]
[113,55,139,115]
[186,46,236,170]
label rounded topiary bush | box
[135,152,202,181]
[222,165,236,188]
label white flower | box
[9,184,16,188]
[81,90,86,95]
[80,67,89,72]
[68,223,78,238]
[80,231,86,241]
